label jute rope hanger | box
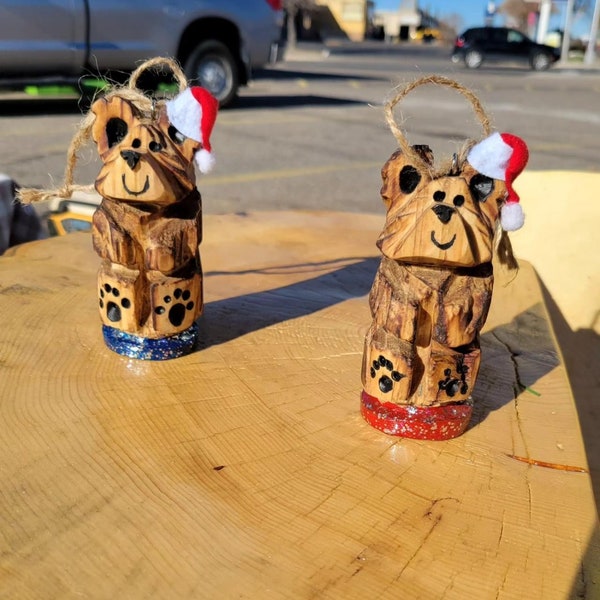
[18,57,188,205]
[384,75,492,177]
[384,75,518,269]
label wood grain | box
[0,211,597,599]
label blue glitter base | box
[102,323,198,360]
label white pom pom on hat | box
[166,87,219,173]
[467,132,529,231]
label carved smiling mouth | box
[122,174,150,196]
[430,231,456,250]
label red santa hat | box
[467,132,529,231]
[166,86,218,173]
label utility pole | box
[560,0,575,63]
[584,0,600,65]
[537,0,552,43]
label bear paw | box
[154,288,195,327]
[438,366,469,398]
[99,284,131,323]
[370,354,406,394]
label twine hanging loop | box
[384,75,492,175]
[18,57,188,204]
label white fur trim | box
[501,202,524,231]
[195,149,215,173]
[467,132,513,181]
[166,88,203,143]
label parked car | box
[412,27,442,43]
[0,0,283,106]
[452,27,560,71]
[47,199,98,236]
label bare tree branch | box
[499,0,592,33]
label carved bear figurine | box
[91,85,218,359]
[361,132,528,439]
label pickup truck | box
[0,0,282,106]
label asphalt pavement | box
[1,40,599,211]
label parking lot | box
[0,42,599,216]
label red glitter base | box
[360,390,473,440]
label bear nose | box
[120,150,140,170]
[431,204,454,224]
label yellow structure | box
[315,0,372,41]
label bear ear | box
[91,96,137,157]
[399,164,421,193]
[396,144,433,194]
[380,145,432,211]
[412,144,434,166]
[469,172,495,203]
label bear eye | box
[168,124,187,145]
[106,118,128,148]
[470,174,494,202]
[399,165,421,193]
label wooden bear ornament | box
[89,60,218,359]
[17,58,217,359]
[361,76,528,440]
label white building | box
[372,0,438,42]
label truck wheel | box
[184,40,239,107]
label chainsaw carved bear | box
[91,86,218,359]
[361,131,528,438]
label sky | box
[374,0,593,39]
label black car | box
[452,27,560,71]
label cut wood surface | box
[0,211,598,599]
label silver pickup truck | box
[0,0,282,105]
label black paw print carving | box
[99,284,131,322]
[438,365,469,398]
[154,288,194,327]
[370,354,405,394]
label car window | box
[61,218,92,233]
[507,30,525,44]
